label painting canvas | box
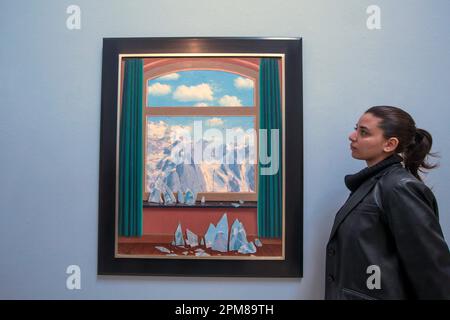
[98,38,303,277]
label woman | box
[325,106,450,300]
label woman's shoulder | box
[378,164,436,202]
[380,164,419,186]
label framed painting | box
[98,37,303,277]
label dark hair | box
[365,106,438,181]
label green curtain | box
[119,58,143,237]
[257,58,282,239]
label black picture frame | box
[98,37,303,277]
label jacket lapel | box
[328,174,380,241]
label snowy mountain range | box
[146,126,256,194]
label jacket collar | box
[344,154,403,192]
[328,155,403,241]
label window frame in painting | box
[142,59,262,202]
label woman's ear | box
[383,137,399,153]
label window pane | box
[147,70,254,107]
[146,116,256,194]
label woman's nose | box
[349,131,357,141]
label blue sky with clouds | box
[147,116,255,140]
[147,70,254,107]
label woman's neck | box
[366,152,396,167]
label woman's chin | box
[351,151,363,160]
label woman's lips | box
[350,145,356,150]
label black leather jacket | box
[325,157,450,299]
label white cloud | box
[206,117,224,127]
[170,125,192,140]
[218,95,242,106]
[226,127,255,146]
[148,82,171,96]
[228,127,245,136]
[195,102,209,107]
[147,120,168,139]
[157,73,180,81]
[234,76,254,89]
[173,83,213,102]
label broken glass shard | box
[204,223,216,248]
[184,188,196,205]
[212,213,229,252]
[186,229,198,247]
[212,232,228,252]
[174,223,185,246]
[177,191,185,204]
[155,246,171,254]
[162,184,176,205]
[238,241,257,254]
[229,219,249,251]
[229,218,241,250]
[195,252,211,257]
[148,187,162,203]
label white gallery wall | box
[0,0,449,299]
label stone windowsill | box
[143,201,257,209]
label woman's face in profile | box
[348,112,391,166]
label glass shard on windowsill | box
[186,229,198,247]
[229,219,249,251]
[143,201,257,208]
[174,223,185,246]
[165,212,260,256]
[184,188,196,205]
[177,191,185,204]
[213,232,228,252]
[195,251,210,257]
[155,246,171,254]
[212,213,228,253]
[148,187,162,204]
[162,184,177,205]
[204,223,216,249]
[238,241,257,254]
